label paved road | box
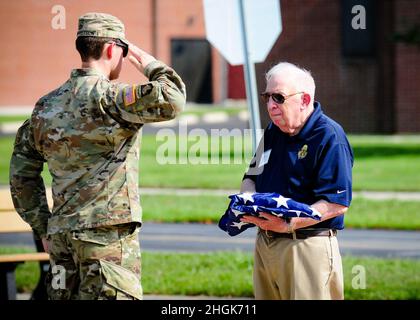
[1,222,419,259]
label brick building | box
[0,0,419,133]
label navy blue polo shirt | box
[244,102,354,230]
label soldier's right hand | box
[127,42,156,74]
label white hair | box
[265,62,316,99]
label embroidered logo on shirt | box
[298,144,308,159]
[337,190,346,194]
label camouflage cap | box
[77,12,128,45]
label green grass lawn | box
[1,247,418,299]
[141,134,420,191]
[140,194,420,230]
[1,134,420,191]
[349,135,420,191]
[0,105,246,126]
[183,105,247,116]
[1,133,420,230]
[0,115,29,124]
[344,198,420,230]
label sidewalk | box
[137,187,420,201]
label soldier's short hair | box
[75,36,115,62]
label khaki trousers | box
[253,230,344,300]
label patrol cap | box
[77,12,128,46]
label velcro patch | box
[140,84,153,97]
[123,86,136,106]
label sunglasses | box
[111,39,128,57]
[260,91,304,104]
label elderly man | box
[240,62,353,300]
[9,12,186,300]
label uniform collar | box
[70,68,108,78]
[290,101,323,141]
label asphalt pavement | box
[1,222,419,259]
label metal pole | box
[238,0,262,154]
[152,0,158,57]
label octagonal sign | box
[203,0,282,66]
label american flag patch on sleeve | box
[123,85,136,106]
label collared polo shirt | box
[244,102,354,230]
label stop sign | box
[203,0,282,66]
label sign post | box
[238,0,262,153]
[203,0,282,153]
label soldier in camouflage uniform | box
[9,12,186,300]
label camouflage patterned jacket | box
[10,61,186,238]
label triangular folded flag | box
[219,192,321,236]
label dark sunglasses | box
[260,91,304,104]
[111,39,128,57]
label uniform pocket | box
[99,259,142,300]
[72,227,120,246]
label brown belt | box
[262,228,337,240]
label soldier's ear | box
[105,43,114,59]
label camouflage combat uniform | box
[9,13,186,300]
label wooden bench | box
[0,189,51,300]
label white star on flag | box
[288,210,302,217]
[272,195,290,208]
[231,209,243,217]
[238,192,255,204]
[219,192,322,236]
[232,221,249,230]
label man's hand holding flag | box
[218,192,322,236]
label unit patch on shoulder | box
[123,85,136,106]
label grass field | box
[0,105,247,125]
[0,115,29,123]
[1,134,420,191]
[140,194,420,230]
[1,247,418,299]
[1,133,419,230]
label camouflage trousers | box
[45,223,142,300]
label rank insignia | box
[298,144,308,159]
[123,85,136,106]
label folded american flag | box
[218,192,322,236]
